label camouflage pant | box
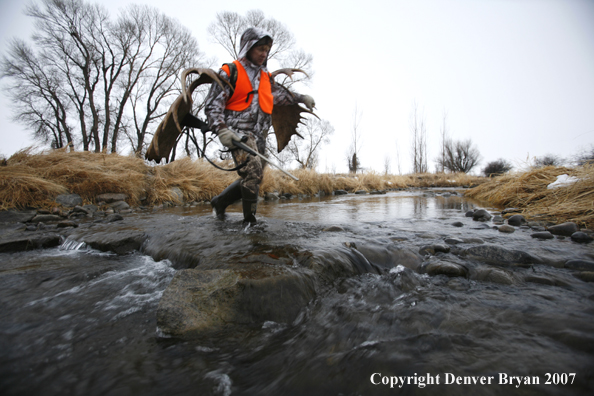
[231,133,267,195]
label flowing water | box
[1,189,593,396]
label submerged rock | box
[0,232,61,253]
[425,260,468,278]
[531,231,554,240]
[31,214,62,223]
[419,244,450,256]
[323,226,345,232]
[473,267,517,285]
[355,243,422,272]
[565,260,594,271]
[0,209,37,224]
[463,245,542,267]
[69,227,146,254]
[574,272,594,282]
[55,194,83,207]
[157,266,316,338]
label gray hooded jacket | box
[205,27,304,142]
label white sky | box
[1,0,593,174]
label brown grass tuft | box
[5,148,150,208]
[465,165,594,228]
[149,157,237,204]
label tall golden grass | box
[465,165,594,228]
[1,148,482,211]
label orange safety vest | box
[221,60,273,114]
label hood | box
[238,27,273,67]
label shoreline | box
[1,149,593,229]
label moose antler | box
[270,68,318,153]
[145,68,231,163]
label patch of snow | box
[547,174,579,189]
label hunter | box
[203,27,315,225]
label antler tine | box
[181,68,202,103]
[181,68,234,103]
[297,105,320,119]
[271,68,309,80]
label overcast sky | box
[1,0,593,174]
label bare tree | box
[346,105,363,173]
[123,8,203,156]
[22,0,109,152]
[394,138,402,175]
[383,155,391,175]
[284,118,334,169]
[1,38,74,149]
[410,102,427,174]
[437,138,481,173]
[437,110,448,173]
[2,0,203,157]
[207,9,313,87]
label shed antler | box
[270,68,318,153]
[145,68,231,163]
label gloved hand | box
[301,95,316,111]
[217,128,241,148]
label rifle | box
[232,138,299,181]
[183,114,299,181]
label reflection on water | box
[254,190,482,224]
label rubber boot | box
[210,179,242,220]
[241,185,259,225]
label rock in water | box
[565,260,594,271]
[497,225,515,234]
[157,266,316,338]
[463,245,542,267]
[531,232,554,240]
[472,209,492,222]
[507,214,527,226]
[425,261,468,278]
[570,232,593,243]
[55,194,83,207]
[96,193,128,203]
[547,222,579,236]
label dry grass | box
[465,165,594,228]
[5,149,591,228]
[149,157,236,205]
[0,149,509,213]
[2,148,150,209]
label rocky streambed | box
[1,189,593,396]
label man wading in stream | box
[203,28,315,225]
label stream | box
[1,189,593,396]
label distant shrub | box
[483,159,513,177]
[533,154,564,168]
[573,145,594,166]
